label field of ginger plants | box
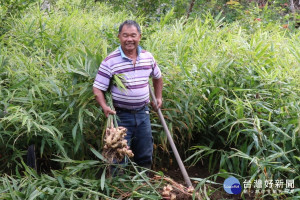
[0,0,299,199]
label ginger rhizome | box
[103,125,134,162]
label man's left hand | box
[151,98,162,111]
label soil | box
[155,164,259,200]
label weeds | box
[0,0,299,198]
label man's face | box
[118,25,141,53]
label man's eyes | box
[123,34,137,37]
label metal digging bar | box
[149,87,193,187]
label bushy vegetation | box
[0,0,299,199]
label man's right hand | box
[93,87,116,118]
[103,106,116,117]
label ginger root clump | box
[103,126,133,162]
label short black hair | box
[119,20,141,34]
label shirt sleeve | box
[150,56,162,79]
[93,60,112,91]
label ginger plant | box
[102,74,133,163]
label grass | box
[0,157,165,199]
[0,0,299,199]
[145,10,300,197]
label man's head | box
[118,20,141,54]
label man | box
[93,20,163,169]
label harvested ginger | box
[103,126,134,162]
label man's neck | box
[120,46,139,59]
[123,49,137,60]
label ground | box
[156,164,261,200]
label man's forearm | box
[93,87,116,117]
[153,77,163,99]
[93,87,108,109]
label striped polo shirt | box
[93,46,162,109]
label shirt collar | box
[119,45,142,59]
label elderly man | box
[93,20,163,170]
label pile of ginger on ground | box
[155,175,198,200]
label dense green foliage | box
[0,0,299,199]
[101,0,300,25]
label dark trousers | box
[116,105,153,168]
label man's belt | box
[115,106,146,114]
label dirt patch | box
[156,164,257,200]
[156,165,217,185]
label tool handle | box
[149,87,192,187]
